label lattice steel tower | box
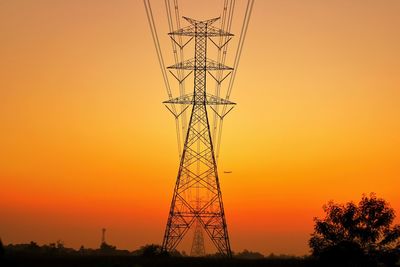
[190,219,206,256]
[161,17,234,257]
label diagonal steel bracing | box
[162,17,234,257]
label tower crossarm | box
[164,93,236,105]
[169,17,233,37]
[162,16,233,257]
[169,25,234,37]
[167,58,233,71]
[183,16,220,26]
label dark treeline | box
[1,193,399,267]
[1,241,294,259]
[0,241,312,267]
[1,240,398,267]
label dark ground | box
[0,255,386,267]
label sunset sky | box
[1,0,399,256]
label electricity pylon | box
[161,17,234,257]
[191,187,206,256]
[190,219,206,256]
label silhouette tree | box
[135,244,163,257]
[56,240,64,250]
[78,245,85,255]
[28,241,41,253]
[0,238,4,257]
[100,241,116,253]
[310,193,400,264]
[133,244,181,257]
[235,249,264,259]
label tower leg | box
[161,18,231,257]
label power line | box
[143,0,173,100]
[161,17,234,257]
[216,0,255,160]
[165,0,184,158]
[144,1,254,257]
[144,0,185,158]
[211,0,235,145]
[226,0,254,100]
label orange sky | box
[0,0,399,256]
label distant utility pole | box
[101,228,106,244]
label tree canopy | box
[309,193,400,264]
[0,238,4,257]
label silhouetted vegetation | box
[0,238,4,258]
[138,244,162,256]
[99,241,117,254]
[1,193,400,267]
[1,241,315,267]
[1,240,398,267]
[309,193,400,266]
[235,249,264,259]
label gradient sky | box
[0,0,399,256]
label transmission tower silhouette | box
[161,17,234,257]
[191,176,206,256]
[191,219,206,256]
[144,0,255,258]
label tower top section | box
[168,16,234,37]
[182,16,220,26]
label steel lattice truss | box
[164,93,235,106]
[167,58,233,71]
[190,219,206,256]
[162,17,233,257]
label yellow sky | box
[0,0,399,255]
